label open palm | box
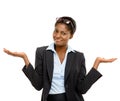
[3,48,25,58]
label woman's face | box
[53,23,73,47]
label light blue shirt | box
[46,43,75,94]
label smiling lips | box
[55,39,63,43]
[55,40,62,42]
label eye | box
[54,29,58,33]
[61,32,67,35]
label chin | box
[55,43,66,47]
[55,43,62,46]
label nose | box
[55,33,61,38]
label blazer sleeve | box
[76,53,102,94]
[22,47,46,91]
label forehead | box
[55,23,70,31]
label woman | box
[4,16,117,101]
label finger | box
[3,48,10,54]
[106,58,117,62]
[3,48,8,52]
[3,48,14,55]
[111,58,117,62]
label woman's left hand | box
[93,57,117,69]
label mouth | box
[54,39,62,42]
[55,40,61,42]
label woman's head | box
[53,16,76,47]
[55,16,76,35]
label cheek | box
[63,37,70,42]
[65,35,71,40]
[52,33,55,38]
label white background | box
[0,0,120,101]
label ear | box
[69,34,73,39]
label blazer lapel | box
[65,52,75,82]
[45,50,75,83]
[45,50,54,82]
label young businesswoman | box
[4,16,117,101]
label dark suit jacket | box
[22,46,102,101]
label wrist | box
[23,54,30,67]
[93,58,100,70]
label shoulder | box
[73,50,85,60]
[37,46,48,51]
[74,50,84,56]
[35,46,48,55]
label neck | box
[54,44,68,53]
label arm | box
[3,48,43,90]
[22,47,44,90]
[77,54,117,94]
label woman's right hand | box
[3,48,30,67]
[3,48,26,58]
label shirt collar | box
[46,43,75,53]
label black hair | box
[55,16,76,34]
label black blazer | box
[22,46,102,101]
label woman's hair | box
[55,16,76,34]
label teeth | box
[56,40,61,41]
